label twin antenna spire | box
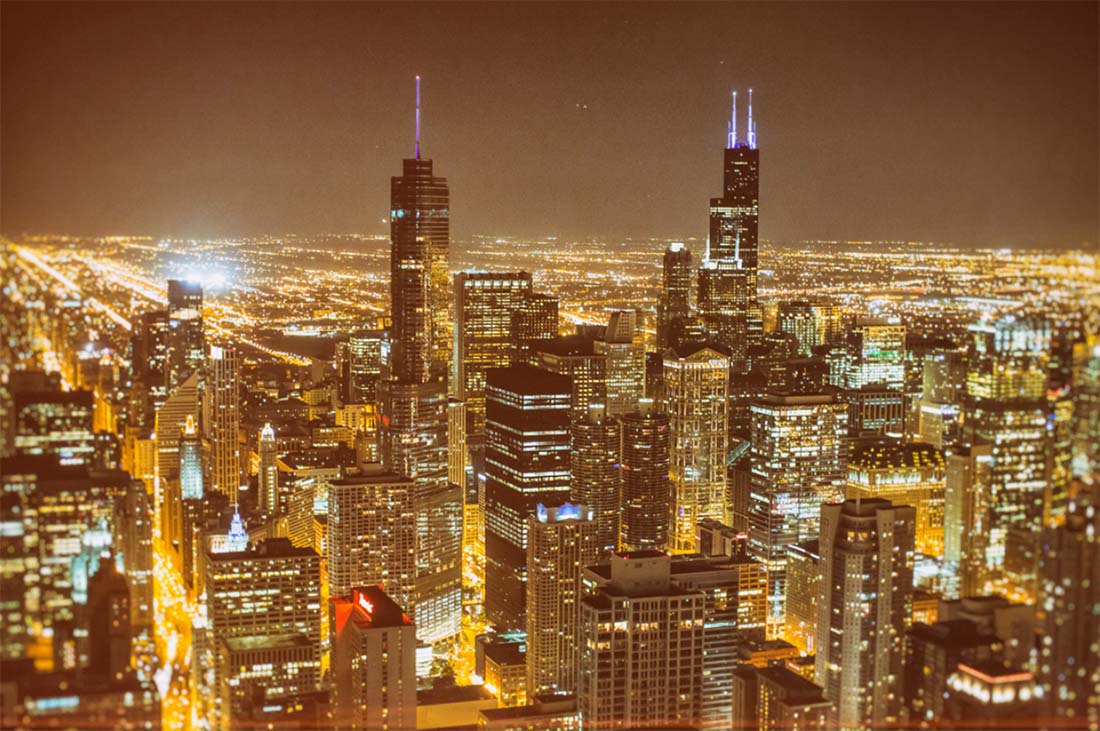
[726,87,757,150]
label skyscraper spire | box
[748,88,756,149]
[728,91,738,149]
[415,75,421,160]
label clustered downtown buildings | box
[0,78,1098,731]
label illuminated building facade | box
[747,393,847,637]
[378,379,462,644]
[532,337,607,420]
[732,665,832,731]
[815,498,915,731]
[11,385,95,467]
[331,586,418,731]
[510,292,559,360]
[657,242,692,350]
[484,365,572,629]
[327,467,416,605]
[203,344,241,502]
[700,90,760,364]
[569,405,620,555]
[595,310,646,416]
[577,552,706,731]
[619,398,671,551]
[454,271,533,435]
[165,279,204,393]
[258,423,278,517]
[846,440,945,556]
[783,540,821,655]
[664,345,729,553]
[963,316,1051,599]
[1036,497,1100,726]
[525,502,598,697]
[201,538,321,729]
[844,318,907,391]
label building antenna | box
[729,91,738,148]
[415,75,421,160]
[748,88,756,149]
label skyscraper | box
[1036,495,1100,726]
[657,242,693,350]
[699,90,760,364]
[379,78,462,645]
[844,318,907,391]
[390,77,450,386]
[203,343,241,502]
[595,310,646,416]
[577,551,706,730]
[815,498,915,731]
[747,393,847,638]
[664,345,730,553]
[569,404,620,555]
[327,466,416,605]
[201,538,322,729]
[484,364,572,629]
[257,423,278,517]
[963,316,1051,599]
[525,502,599,698]
[165,279,204,393]
[454,271,532,435]
[155,371,198,550]
[619,398,672,552]
[510,291,559,360]
[331,586,418,731]
[846,440,945,557]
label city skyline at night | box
[1,3,1098,731]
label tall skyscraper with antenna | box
[699,89,761,368]
[379,77,462,645]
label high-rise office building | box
[339,328,387,405]
[203,344,241,502]
[83,555,131,682]
[532,337,607,420]
[733,664,832,731]
[777,301,821,358]
[454,272,533,435]
[10,380,95,467]
[846,440,945,556]
[747,393,847,637]
[917,348,967,449]
[484,365,572,629]
[569,404,620,555]
[619,398,671,552]
[510,292,559,360]
[155,371,199,552]
[577,551,706,730]
[327,466,416,606]
[389,78,450,386]
[258,423,278,517]
[664,345,729,553]
[166,279,204,393]
[595,310,646,416]
[783,540,821,655]
[944,443,993,597]
[201,538,322,729]
[129,309,171,429]
[378,379,462,644]
[331,586,418,731]
[699,90,760,364]
[526,502,599,698]
[1071,335,1100,480]
[657,242,693,350]
[815,498,915,731]
[844,318,907,391]
[963,316,1050,599]
[1036,495,1099,727]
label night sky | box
[2,2,1097,248]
